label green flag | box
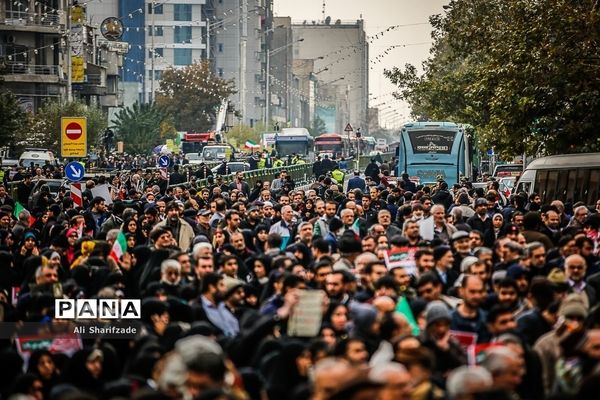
[13,201,25,219]
[396,296,420,336]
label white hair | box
[106,229,120,242]
[340,208,354,218]
[161,259,181,273]
[431,204,445,213]
[369,361,408,381]
[446,366,493,398]
[481,346,518,375]
[192,242,213,259]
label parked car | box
[19,148,57,167]
[185,153,203,165]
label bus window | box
[570,169,585,204]
[588,169,600,205]
[516,181,531,195]
[577,169,590,204]
[545,171,558,202]
[535,170,548,199]
[556,170,569,201]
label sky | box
[274,0,449,129]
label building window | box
[148,3,164,14]
[218,68,224,77]
[174,4,192,21]
[174,26,192,43]
[149,26,163,36]
[154,70,162,80]
[148,48,163,58]
[218,43,223,52]
[174,49,192,65]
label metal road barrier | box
[357,153,395,170]
[171,163,315,190]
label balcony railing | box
[3,11,61,27]
[86,74,104,85]
[5,64,59,75]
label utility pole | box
[66,1,72,102]
[265,37,270,125]
[239,0,247,122]
[150,0,156,103]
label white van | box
[19,148,57,167]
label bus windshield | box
[316,143,343,153]
[277,141,308,156]
[408,131,456,154]
[202,146,228,160]
[397,122,471,184]
[493,164,523,177]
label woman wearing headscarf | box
[247,254,272,295]
[253,224,269,254]
[322,301,350,340]
[122,216,146,246]
[27,349,61,399]
[13,231,40,281]
[0,250,17,292]
[350,303,382,357]
[64,228,79,266]
[265,340,312,400]
[62,348,105,396]
[125,245,153,298]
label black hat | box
[433,245,452,261]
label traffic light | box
[356,128,362,138]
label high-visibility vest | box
[273,160,284,168]
[332,169,345,183]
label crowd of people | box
[0,158,599,400]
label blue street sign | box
[487,149,494,156]
[65,161,85,182]
[158,155,171,168]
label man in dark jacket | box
[194,162,213,180]
[365,159,380,185]
[399,173,417,193]
[432,181,453,211]
[169,164,187,185]
[347,170,366,192]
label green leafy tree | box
[155,61,236,132]
[226,122,263,149]
[18,99,107,154]
[0,91,28,150]
[111,102,170,155]
[385,0,600,157]
[309,116,327,136]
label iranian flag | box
[109,231,128,263]
[13,202,36,226]
[244,140,260,149]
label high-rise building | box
[212,0,271,128]
[0,0,67,112]
[0,2,125,113]
[268,17,293,125]
[87,0,208,106]
[292,19,369,134]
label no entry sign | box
[65,122,83,140]
[61,117,87,158]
